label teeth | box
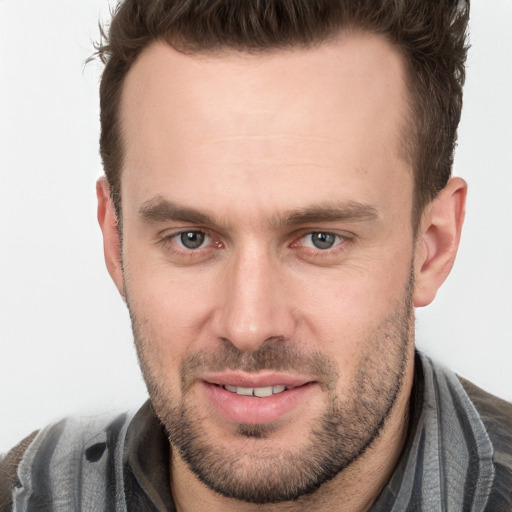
[222,384,291,397]
[236,387,253,396]
[254,386,273,397]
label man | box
[1,0,511,510]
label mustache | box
[179,338,339,391]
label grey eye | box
[179,231,206,249]
[308,232,338,250]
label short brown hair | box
[96,0,469,227]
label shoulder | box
[0,431,39,511]
[0,411,134,511]
[458,376,512,447]
[458,376,512,510]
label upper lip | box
[202,372,314,388]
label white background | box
[1,1,511,453]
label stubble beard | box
[127,275,415,505]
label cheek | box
[124,255,220,354]
[124,226,414,375]
[292,249,413,362]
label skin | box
[97,32,466,511]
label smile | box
[222,384,296,397]
[203,379,316,424]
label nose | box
[213,246,296,352]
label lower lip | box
[202,382,315,425]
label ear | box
[413,177,467,307]
[96,177,125,298]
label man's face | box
[118,33,418,503]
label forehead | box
[119,33,412,219]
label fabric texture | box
[2,352,511,511]
[0,432,38,512]
[369,356,498,511]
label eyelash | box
[159,230,221,253]
[158,229,350,257]
[293,232,346,251]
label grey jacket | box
[1,352,511,511]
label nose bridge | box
[215,243,293,352]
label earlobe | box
[96,177,125,298]
[413,177,467,307]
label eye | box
[301,232,343,250]
[175,231,211,250]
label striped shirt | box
[4,351,512,511]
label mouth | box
[218,384,296,398]
[201,375,317,425]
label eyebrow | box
[276,202,379,227]
[139,197,216,225]
[139,197,379,228]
